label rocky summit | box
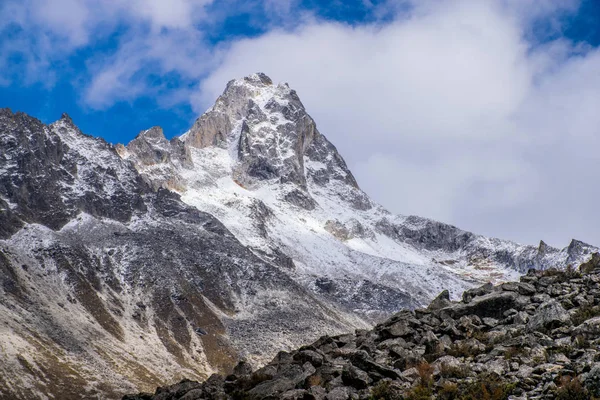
[0,73,598,399]
[124,254,600,400]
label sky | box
[1,0,599,248]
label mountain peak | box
[179,73,361,194]
[134,126,166,142]
[240,72,274,86]
[60,112,73,124]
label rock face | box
[0,74,598,399]
[183,73,357,192]
[125,254,600,400]
[117,126,191,191]
[0,110,146,237]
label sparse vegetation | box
[503,346,525,360]
[460,374,516,400]
[369,380,403,400]
[438,382,459,400]
[404,362,434,400]
[439,364,469,379]
[447,342,484,358]
[556,376,590,400]
[572,304,600,326]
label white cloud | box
[1,0,598,247]
[0,0,214,87]
[198,0,600,247]
[83,28,216,108]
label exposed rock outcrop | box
[182,73,359,192]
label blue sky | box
[3,0,597,144]
[1,0,600,247]
[0,0,413,144]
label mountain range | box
[0,73,596,399]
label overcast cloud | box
[1,0,598,247]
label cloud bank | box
[1,0,599,247]
[196,1,600,247]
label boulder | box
[428,290,452,311]
[341,366,371,389]
[441,291,521,319]
[527,300,570,332]
[574,316,600,337]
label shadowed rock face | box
[125,255,600,400]
[0,109,147,237]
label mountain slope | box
[0,109,364,399]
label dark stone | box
[428,290,452,310]
[442,291,520,319]
[341,365,371,389]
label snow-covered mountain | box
[0,73,596,399]
[121,72,597,317]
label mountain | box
[0,73,596,399]
[0,109,363,399]
[124,254,600,400]
[120,72,596,316]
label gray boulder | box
[527,300,570,332]
[441,291,521,319]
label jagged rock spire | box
[183,73,360,193]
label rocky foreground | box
[124,253,600,400]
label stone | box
[326,387,350,400]
[501,282,535,295]
[233,360,253,376]
[428,290,452,311]
[295,350,325,367]
[281,389,309,400]
[401,367,420,382]
[442,291,520,319]
[432,355,462,374]
[527,300,570,332]
[584,363,600,397]
[462,282,495,303]
[341,366,371,389]
[574,316,600,337]
[384,321,412,338]
[483,317,499,328]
